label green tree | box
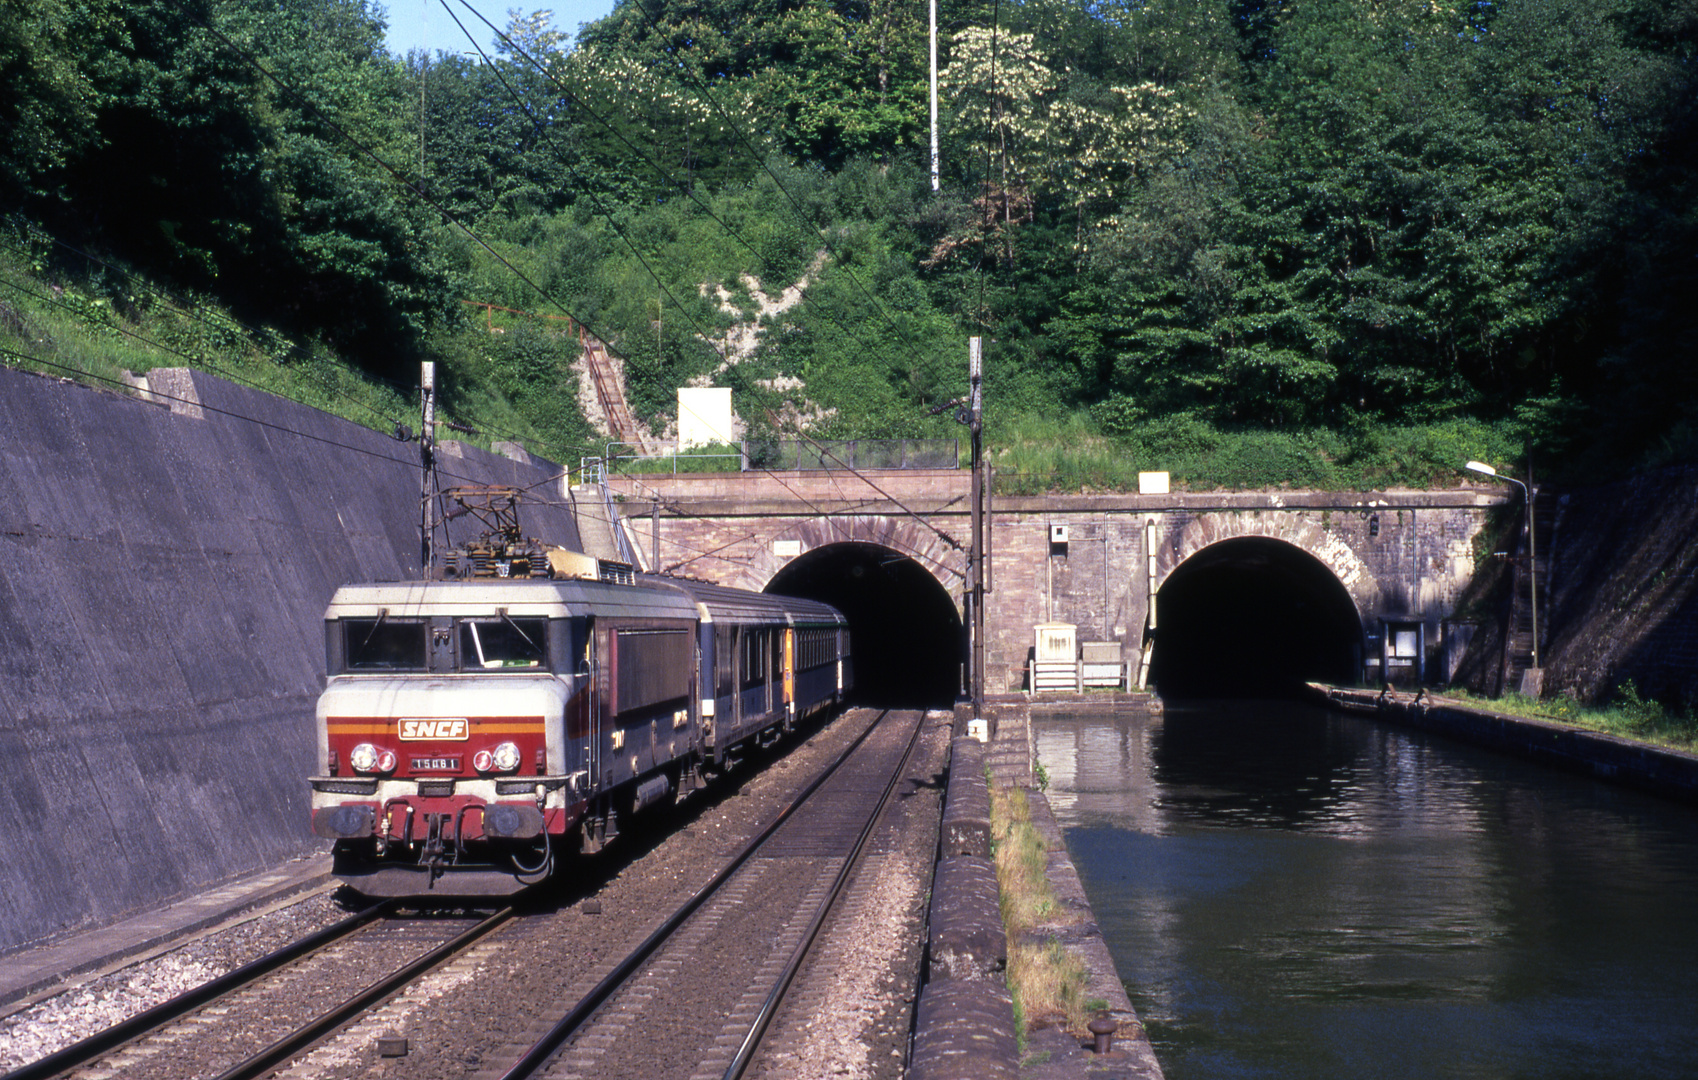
[0,0,126,202]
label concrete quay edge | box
[1018,788,1164,1080]
[912,709,1163,1079]
[1313,684,1698,803]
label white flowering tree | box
[940,27,1191,265]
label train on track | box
[309,487,851,896]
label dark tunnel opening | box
[765,542,962,707]
[1150,537,1363,699]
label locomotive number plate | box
[399,718,468,740]
[411,756,461,771]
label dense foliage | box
[2,0,1693,481]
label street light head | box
[1464,461,1498,477]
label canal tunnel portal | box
[1151,537,1363,697]
[766,542,963,706]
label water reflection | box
[1038,700,1698,1080]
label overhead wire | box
[0,342,474,477]
[0,18,743,562]
[453,4,974,556]
[438,11,919,517]
[178,5,624,465]
[0,228,417,435]
[0,264,556,495]
[134,4,973,567]
[453,0,966,416]
[438,1,732,373]
[449,0,919,385]
[0,270,386,427]
[579,0,983,544]
[4,187,596,463]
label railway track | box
[3,901,517,1080]
[5,707,937,1080]
[482,707,929,1080]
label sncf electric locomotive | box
[309,533,851,896]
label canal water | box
[1035,700,1698,1080]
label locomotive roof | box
[644,575,848,627]
[324,577,699,621]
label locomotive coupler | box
[421,813,451,883]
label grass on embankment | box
[988,778,1097,1043]
[0,236,562,462]
[1447,682,1698,753]
[987,410,1525,495]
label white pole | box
[929,0,939,192]
[969,337,983,712]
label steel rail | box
[1,899,398,1080]
[720,707,929,1080]
[210,903,518,1080]
[495,708,899,1080]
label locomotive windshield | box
[459,616,547,669]
[343,616,427,670]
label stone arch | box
[763,538,966,706]
[1152,532,1368,694]
[1157,510,1380,627]
[726,514,968,617]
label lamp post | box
[1465,461,1539,675]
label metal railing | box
[596,439,960,474]
[603,442,742,475]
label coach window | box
[458,613,548,670]
[742,629,766,688]
[715,626,736,697]
[344,615,427,670]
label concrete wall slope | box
[1541,465,1698,704]
[0,367,579,953]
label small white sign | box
[772,539,802,558]
[1138,471,1170,495]
[678,387,734,451]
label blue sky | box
[380,0,617,57]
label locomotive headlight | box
[349,743,391,773]
[491,741,523,773]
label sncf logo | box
[398,718,469,741]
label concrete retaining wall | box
[0,367,579,952]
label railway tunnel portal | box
[766,542,963,705]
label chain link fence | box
[740,439,959,471]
